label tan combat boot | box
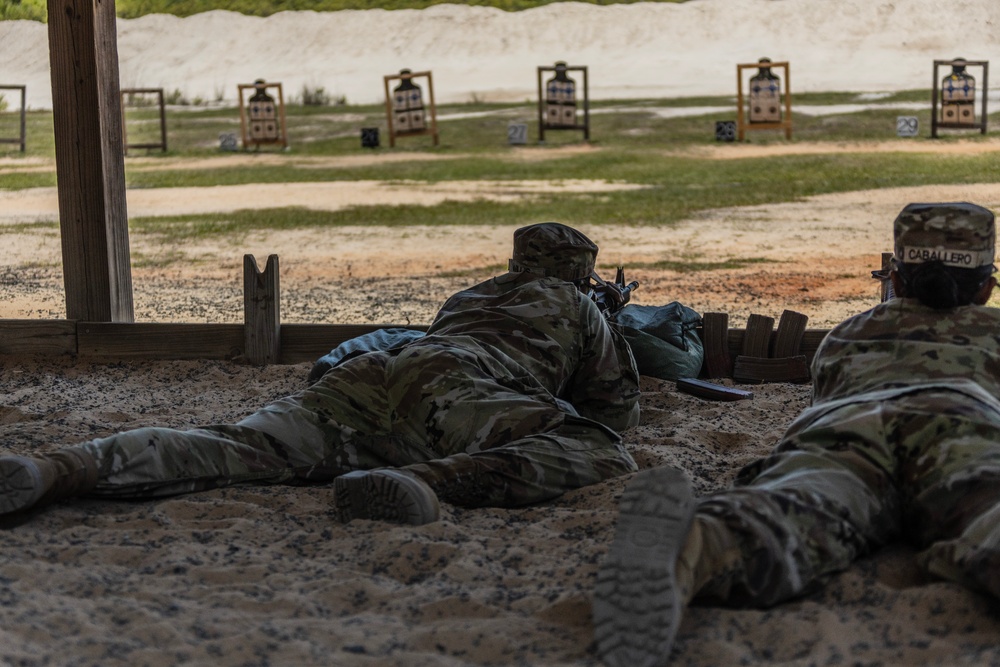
[0,449,98,516]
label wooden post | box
[0,86,27,152]
[47,0,134,322]
[120,88,167,154]
[244,254,280,365]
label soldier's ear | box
[973,276,997,305]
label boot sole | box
[0,456,48,516]
[335,469,441,526]
[593,466,695,667]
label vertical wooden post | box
[425,71,439,147]
[47,0,133,322]
[17,86,26,152]
[784,66,792,140]
[383,75,396,148]
[244,254,280,365]
[536,67,545,143]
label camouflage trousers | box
[72,343,637,508]
[693,388,1000,606]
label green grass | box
[6,93,1000,243]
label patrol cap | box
[893,202,995,270]
[509,222,598,282]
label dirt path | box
[5,174,1000,327]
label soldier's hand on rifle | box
[590,267,639,317]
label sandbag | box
[611,303,703,380]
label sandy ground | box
[2,364,999,667]
[5,173,1000,328]
[3,172,1000,666]
[3,0,1000,108]
[4,1,1000,665]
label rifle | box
[590,267,639,318]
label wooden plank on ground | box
[0,320,77,356]
[77,323,244,360]
[0,317,831,372]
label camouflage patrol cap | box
[893,202,995,270]
[509,222,598,281]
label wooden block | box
[676,377,753,402]
[772,310,808,358]
[741,314,774,358]
[244,254,280,366]
[701,312,731,379]
[733,355,811,384]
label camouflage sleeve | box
[565,297,641,432]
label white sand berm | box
[2,0,999,109]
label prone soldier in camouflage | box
[595,203,1000,667]
[0,223,640,525]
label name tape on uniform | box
[903,245,992,268]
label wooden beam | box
[244,254,280,366]
[0,320,76,356]
[76,322,244,360]
[0,319,831,371]
[47,0,133,322]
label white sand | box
[3,0,1000,109]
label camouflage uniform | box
[68,245,640,509]
[693,202,1000,605]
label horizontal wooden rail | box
[0,319,828,374]
[0,319,77,356]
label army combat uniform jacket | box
[74,272,641,508]
[697,298,1000,605]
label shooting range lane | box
[5,182,1000,327]
[0,179,647,223]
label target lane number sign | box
[897,116,919,137]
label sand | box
[3,363,999,666]
[3,0,1000,109]
[3,1,1000,665]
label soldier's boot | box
[0,449,98,516]
[593,466,696,667]
[335,453,515,526]
[334,469,441,526]
[594,467,748,667]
